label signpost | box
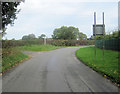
[93,24,105,36]
[93,12,105,60]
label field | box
[76,46,120,84]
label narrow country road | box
[2,47,118,92]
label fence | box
[96,38,120,51]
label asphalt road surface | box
[2,47,118,92]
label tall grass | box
[2,48,28,73]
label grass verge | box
[76,46,120,85]
[2,48,28,73]
[18,44,64,51]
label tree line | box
[22,26,87,41]
[22,34,46,40]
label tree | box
[112,31,119,38]
[22,35,29,40]
[28,34,36,39]
[1,2,23,36]
[22,34,36,40]
[78,32,87,40]
[52,26,79,40]
[39,34,46,39]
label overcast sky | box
[3,0,119,40]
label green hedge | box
[2,40,95,48]
[51,40,94,46]
[2,40,44,48]
[96,38,120,51]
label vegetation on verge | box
[2,48,28,73]
[76,47,120,84]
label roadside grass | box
[2,48,28,73]
[76,46,120,84]
[18,44,64,51]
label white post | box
[44,37,46,45]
